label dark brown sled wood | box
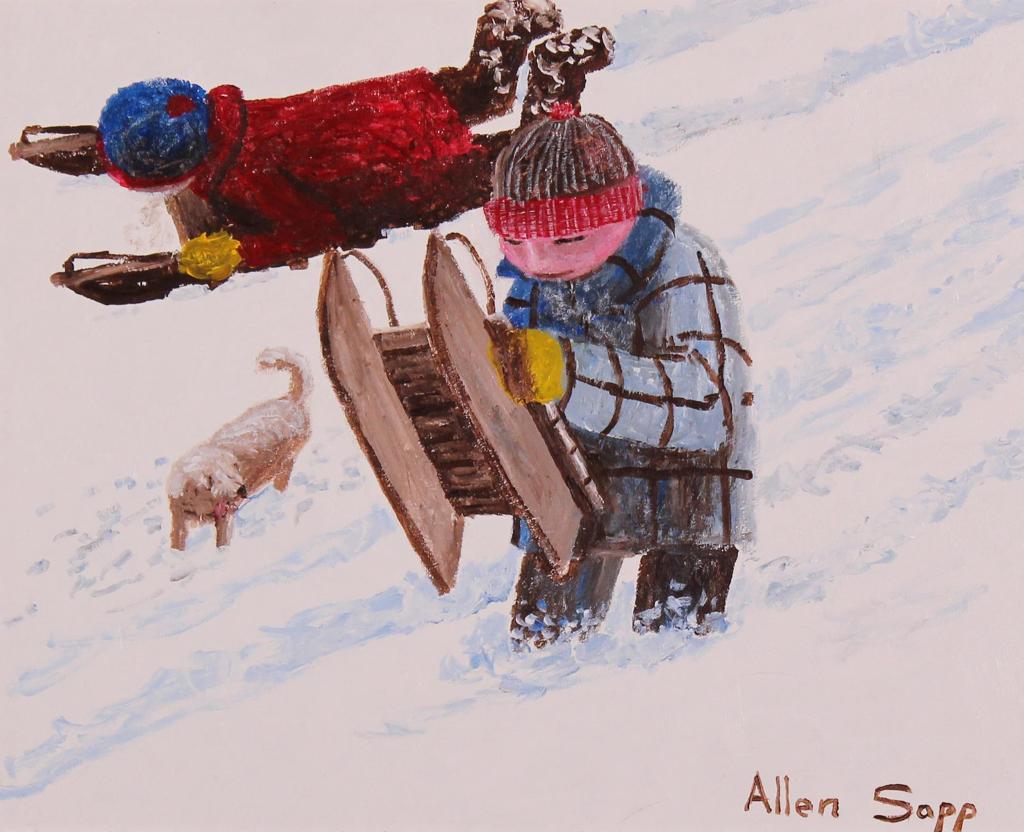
[50,251,209,306]
[165,188,226,242]
[8,125,104,176]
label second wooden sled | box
[318,233,602,594]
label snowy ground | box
[1,0,1022,829]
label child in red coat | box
[14,2,616,304]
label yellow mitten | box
[489,328,565,405]
[177,231,242,281]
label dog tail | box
[257,347,311,402]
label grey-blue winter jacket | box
[499,167,754,555]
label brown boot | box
[511,549,622,649]
[435,0,564,125]
[633,546,738,634]
[521,26,615,123]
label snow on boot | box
[521,26,615,123]
[510,549,622,650]
[633,553,700,634]
[436,0,564,125]
[633,547,738,634]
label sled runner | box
[10,125,104,176]
[52,250,203,305]
[317,233,602,593]
[45,189,233,304]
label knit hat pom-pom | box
[548,101,580,120]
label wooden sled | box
[51,250,208,305]
[10,126,246,305]
[318,232,602,593]
[9,125,104,176]
[47,188,232,305]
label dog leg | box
[273,459,296,492]
[169,499,188,551]
[214,512,234,548]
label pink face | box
[498,218,636,281]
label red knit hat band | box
[484,176,644,239]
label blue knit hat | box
[98,78,210,183]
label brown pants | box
[510,545,739,649]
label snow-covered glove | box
[489,327,565,405]
[177,230,242,281]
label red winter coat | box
[182,69,492,271]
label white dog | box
[167,347,312,549]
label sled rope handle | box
[444,232,496,316]
[342,250,399,328]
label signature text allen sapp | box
[744,772,977,830]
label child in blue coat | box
[483,107,755,648]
